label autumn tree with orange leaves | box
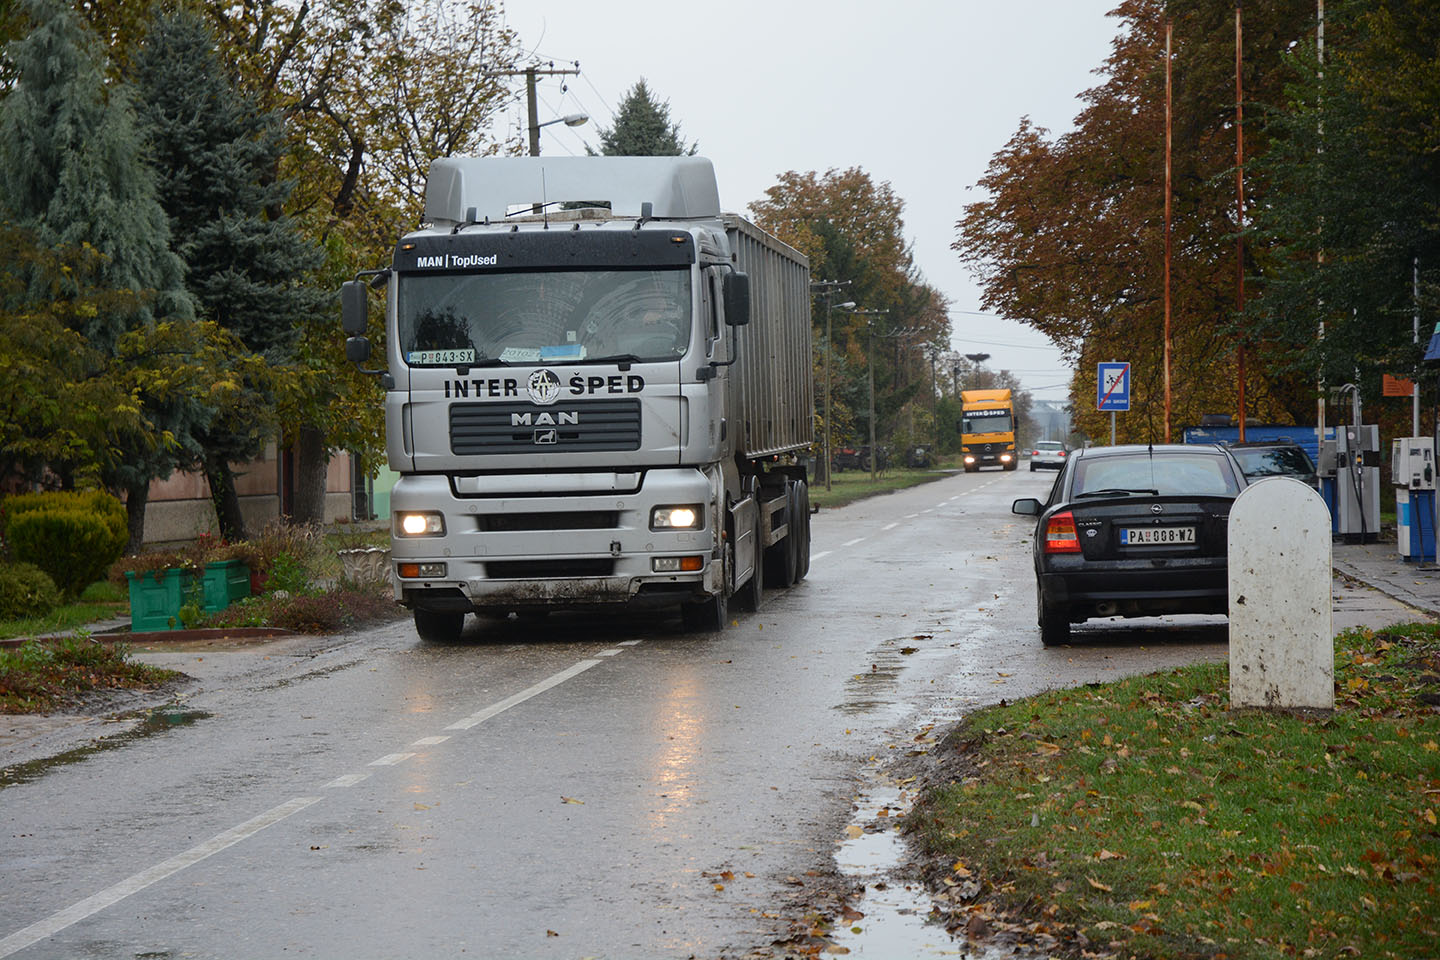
[955,0,1315,444]
[751,167,952,454]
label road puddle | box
[0,706,209,789]
[829,780,1004,959]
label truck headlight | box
[651,505,703,530]
[396,512,445,537]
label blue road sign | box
[1097,362,1130,412]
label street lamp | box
[810,280,853,491]
[528,112,589,156]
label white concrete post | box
[1228,477,1334,711]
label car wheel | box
[414,608,465,643]
[1036,585,1069,646]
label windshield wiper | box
[1073,487,1160,499]
[578,353,646,365]
[467,357,510,367]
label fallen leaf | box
[413,802,431,811]
[1098,849,1127,860]
[1088,876,1113,892]
[561,796,584,805]
[713,883,725,892]
[845,825,864,839]
[546,930,559,937]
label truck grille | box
[478,512,619,532]
[450,400,642,455]
[485,559,615,579]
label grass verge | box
[0,581,127,641]
[810,465,955,510]
[906,621,1440,960]
[0,633,181,713]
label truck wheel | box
[681,591,728,631]
[764,483,798,588]
[793,480,811,582]
[414,608,465,643]
[738,514,764,612]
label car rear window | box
[1230,446,1315,477]
[1071,453,1241,497]
[1037,442,1064,451]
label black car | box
[1011,444,1247,645]
[1225,441,1318,487]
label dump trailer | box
[341,156,814,641]
[960,388,1016,471]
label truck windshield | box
[398,268,691,366]
[963,412,1013,434]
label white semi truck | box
[341,157,814,641]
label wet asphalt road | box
[0,467,1269,959]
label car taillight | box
[1044,511,1082,553]
[1032,450,1040,456]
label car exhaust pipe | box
[1096,601,1118,617]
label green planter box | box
[125,568,196,632]
[201,559,250,612]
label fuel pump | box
[1391,437,1436,561]
[1334,384,1380,543]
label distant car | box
[1030,440,1068,471]
[1011,444,1248,646]
[1225,441,1318,487]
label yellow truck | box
[960,389,1016,472]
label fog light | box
[398,562,447,578]
[651,504,703,530]
[397,512,445,536]
[653,556,704,573]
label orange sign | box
[1383,374,1415,397]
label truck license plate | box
[1121,526,1195,545]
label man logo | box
[534,429,558,445]
[526,368,562,405]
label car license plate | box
[1121,526,1195,545]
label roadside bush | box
[0,563,61,620]
[2,490,127,549]
[7,508,126,598]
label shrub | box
[0,562,61,620]
[2,490,127,550]
[7,508,126,598]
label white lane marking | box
[323,773,370,789]
[412,736,450,746]
[596,649,623,657]
[0,796,322,959]
[947,496,960,502]
[811,551,831,561]
[905,513,920,519]
[841,538,866,547]
[368,753,415,767]
[883,523,899,531]
[445,659,603,731]
[920,508,933,514]
[617,640,643,646]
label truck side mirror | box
[341,280,369,335]
[723,272,750,326]
[345,336,371,363]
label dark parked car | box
[1225,441,1318,487]
[1012,444,1248,645]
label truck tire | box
[738,513,764,612]
[793,480,811,582]
[682,591,728,631]
[414,608,465,643]
[765,481,798,588]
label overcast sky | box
[499,1,1121,403]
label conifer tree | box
[0,0,205,550]
[132,7,328,540]
[591,79,697,157]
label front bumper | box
[390,468,719,612]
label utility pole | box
[810,281,853,490]
[483,63,583,156]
